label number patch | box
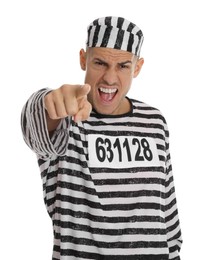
[88,134,159,168]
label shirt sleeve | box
[21,88,70,159]
[164,123,183,260]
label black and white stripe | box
[86,16,144,56]
[21,89,182,260]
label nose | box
[102,67,118,86]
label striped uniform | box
[21,89,182,260]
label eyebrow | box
[94,58,132,66]
[118,60,132,66]
[94,58,108,65]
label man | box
[21,16,182,260]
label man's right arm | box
[21,84,91,158]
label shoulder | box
[129,98,169,129]
[130,99,170,143]
[130,98,165,117]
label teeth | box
[100,87,117,94]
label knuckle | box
[44,93,51,105]
[68,107,78,116]
[65,99,79,116]
[47,112,57,120]
[58,112,68,118]
[60,84,74,94]
[60,84,70,89]
[60,84,67,93]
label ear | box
[133,58,144,78]
[79,48,87,71]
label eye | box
[94,61,106,66]
[119,64,130,70]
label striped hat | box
[86,16,144,56]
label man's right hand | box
[44,84,92,132]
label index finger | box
[76,84,91,99]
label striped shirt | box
[21,88,182,260]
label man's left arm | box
[164,126,183,260]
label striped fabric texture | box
[86,16,144,56]
[21,89,182,260]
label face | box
[80,47,144,115]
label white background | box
[0,0,205,259]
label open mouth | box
[98,87,118,102]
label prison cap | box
[86,16,144,56]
